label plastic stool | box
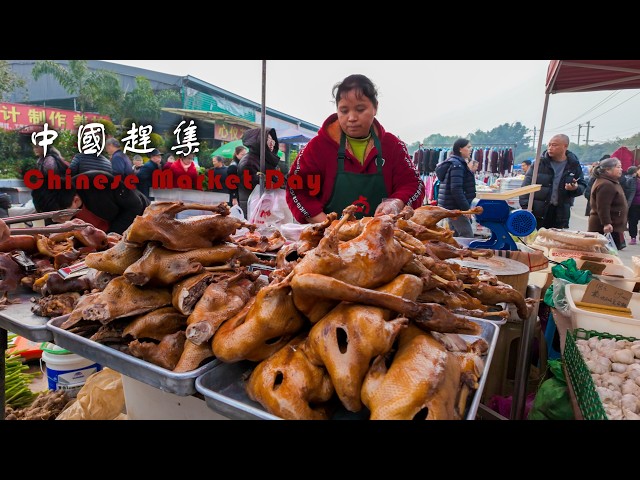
[544,312,562,361]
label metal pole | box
[259,60,267,193]
[526,93,550,212]
[510,284,541,420]
[1,328,6,420]
[577,124,583,146]
[585,121,593,146]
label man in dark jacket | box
[519,134,586,229]
[105,138,134,177]
[136,148,163,200]
[35,170,149,234]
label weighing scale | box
[469,184,541,251]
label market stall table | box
[47,315,220,419]
[0,288,53,419]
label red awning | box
[546,60,640,94]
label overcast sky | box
[108,60,640,147]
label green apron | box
[324,128,388,219]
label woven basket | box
[564,328,639,420]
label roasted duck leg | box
[290,273,481,335]
[464,282,530,320]
[171,272,215,315]
[423,240,493,261]
[173,340,215,373]
[410,205,483,229]
[126,201,255,250]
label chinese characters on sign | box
[32,120,201,158]
[0,102,110,131]
[121,123,154,154]
[172,120,200,156]
[77,123,106,155]
[31,123,58,157]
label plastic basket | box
[564,328,639,420]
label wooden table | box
[550,308,583,420]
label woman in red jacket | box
[286,74,425,223]
[167,152,199,188]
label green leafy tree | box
[122,76,180,126]
[0,60,26,101]
[31,60,122,119]
[469,122,530,155]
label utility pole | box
[531,126,536,150]
[577,124,582,146]
[585,121,594,146]
[579,122,595,146]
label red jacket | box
[286,114,424,223]
[167,160,199,188]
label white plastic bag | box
[604,232,619,256]
[247,186,294,228]
[229,204,245,220]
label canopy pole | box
[259,60,267,193]
[526,92,551,212]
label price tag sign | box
[582,279,632,308]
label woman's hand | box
[374,198,404,216]
[603,223,613,234]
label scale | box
[469,184,541,251]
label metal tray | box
[0,289,53,342]
[47,315,218,396]
[195,318,499,420]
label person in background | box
[161,153,175,169]
[520,159,532,175]
[105,138,134,177]
[622,166,638,206]
[166,152,199,188]
[136,148,163,200]
[437,138,476,238]
[34,170,149,234]
[32,145,71,224]
[286,74,424,223]
[468,158,480,174]
[132,154,144,173]
[589,157,627,250]
[210,155,228,193]
[626,167,640,245]
[238,127,281,216]
[519,134,586,229]
[227,145,246,207]
[69,150,112,176]
[584,155,610,216]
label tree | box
[469,122,530,154]
[0,60,26,101]
[122,76,180,126]
[31,60,122,118]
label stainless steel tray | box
[195,318,499,420]
[47,315,218,396]
[0,289,53,342]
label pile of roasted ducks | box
[58,201,265,372]
[0,215,120,313]
[54,201,536,420]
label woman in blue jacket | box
[436,138,476,237]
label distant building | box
[6,60,319,147]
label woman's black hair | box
[332,74,378,108]
[452,138,470,156]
